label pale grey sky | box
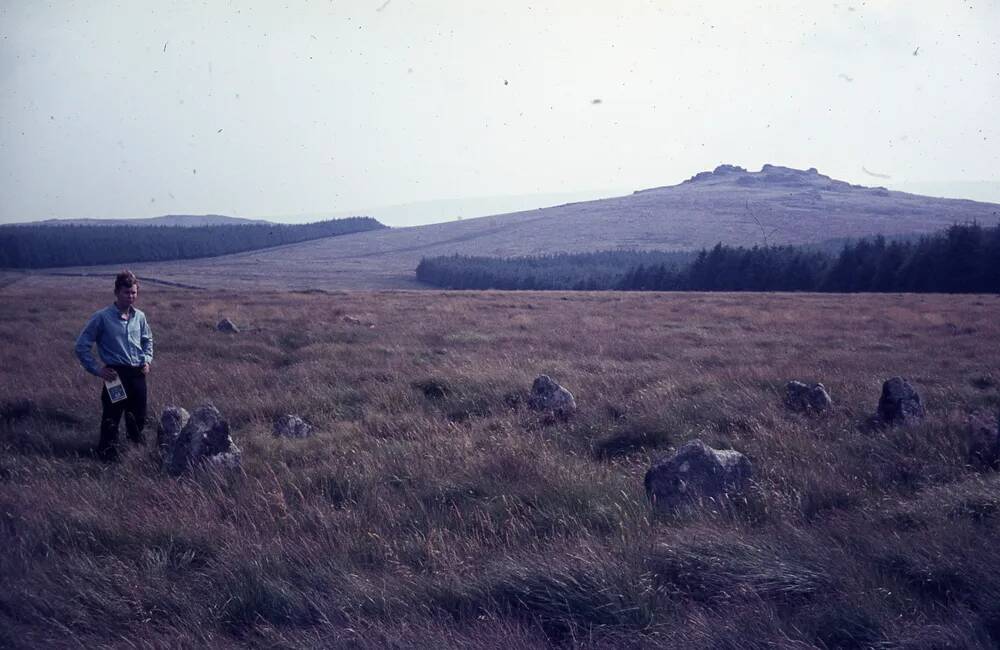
[2,0,998,226]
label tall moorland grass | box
[1,277,999,648]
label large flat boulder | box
[645,439,752,509]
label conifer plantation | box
[417,223,1000,293]
[0,217,384,269]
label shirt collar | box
[109,303,136,318]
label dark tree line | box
[415,250,696,290]
[625,245,829,291]
[818,224,1000,293]
[416,223,1000,293]
[0,217,385,268]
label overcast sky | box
[2,0,998,226]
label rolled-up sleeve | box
[140,314,153,365]
[75,313,103,377]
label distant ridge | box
[49,164,1000,290]
[23,214,273,227]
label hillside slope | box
[54,165,1000,290]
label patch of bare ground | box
[2,278,999,647]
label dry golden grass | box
[2,278,999,648]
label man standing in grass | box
[75,270,154,462]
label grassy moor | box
[2,279,1000,648]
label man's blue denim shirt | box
[74,305,154,377]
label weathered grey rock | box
[876,377,925,426]
[273,414,313,438]
[156,406,189,453]
[967,410,1000,469]
[216,318,239,333]
[645,439,753,509]
[527,375,577,416]
[784,381,832,413]
[164,404,241,476]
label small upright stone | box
[645,439,753,509]
[157,406,189,453]
[784,381,833,413]
[876,377,925,426]
[527,375,577,417]
[273,414,313,438]
[216,318,239,333]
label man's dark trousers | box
[98,364,148,460]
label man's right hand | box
[100,367,118,382]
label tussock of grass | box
[648,536,832,604]
[2,284,1000,646]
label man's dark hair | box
[114,270,139,292]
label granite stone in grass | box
[156,406,189,453]
[876,377,925,426]
[526,375,577,417]
[645,439,753,509]
[164,404,241,476]
[784,380,832,413]
[216,318,239,333]
[273,413,313,438]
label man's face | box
[115,285,138,309]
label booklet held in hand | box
[105,377,127,403]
